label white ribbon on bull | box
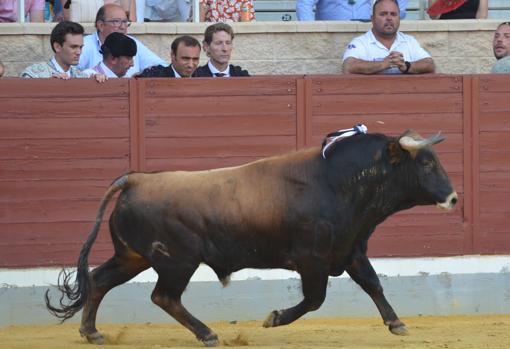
[321,124,368,159]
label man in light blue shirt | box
[296,0,407,21]
[77,3,166,77]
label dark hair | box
[203,23,234,45]
[95,5,107,28]
[171,35,201,55]
[497,22,510,29]
[50,21,84,53]
[372,0,400,16]
[101,32,137,59]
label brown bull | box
[45,130,457,346]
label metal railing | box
[11,0,510,23]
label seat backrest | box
[70,0,104,22]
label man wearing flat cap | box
[92,32,137,78]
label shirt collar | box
[50,57,70,75]
[100,62,119,77]
[171,65,182,78]
[368,29,405,50]
[94,31,102,49]
[208,60,230,77]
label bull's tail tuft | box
[44,174,130,322]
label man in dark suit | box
[137,35,201,78]
[195,23,250,77]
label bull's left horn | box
[399,132,445,151]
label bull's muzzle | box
[436,192,458,211]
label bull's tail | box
[44,174,130,322]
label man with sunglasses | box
[77,3,166,77]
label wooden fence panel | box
[306,75,466,257]
[139,77,300,172]
[0,75,509,268]
[0,79,131,267]
[477,75,510,254]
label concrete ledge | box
[0,19,502,35]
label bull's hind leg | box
[263,263,329,328]
[80,252,150,344]
[151,261,219,347]
[346,252,408,336]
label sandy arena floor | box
[1,315,509,349]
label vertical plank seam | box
[296,76,306,150]
[304,76,313,147]
[462,75,474,254]
[138,81,147,172]
[471,76,481,253]
[129,79,139,171]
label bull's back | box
[117,148,320,240]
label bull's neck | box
[338,162,411,227]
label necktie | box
[214,73,226,77]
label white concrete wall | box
[1,256,510,326]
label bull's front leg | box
[346,252,408,336]
[263,262,329,328]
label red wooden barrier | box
[0,75,509,267]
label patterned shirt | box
[20,58,95,78]
[200,0,255,22]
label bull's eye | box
[422,160,434,173]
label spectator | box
[428,0,487,20]
[491,22,510,74]
[199,0,255,22]
[138,35,201,78]
[20,21,106,82]
[92,32,137,77]
[105,0,137,21]
[0,61,4,77]
[296,0,407,21]
[144,0,190,22]
[54,0,72,21]
[77,3,166,77]
[342,0,434,75]
[0,0,45,22]
[195,23,250,77]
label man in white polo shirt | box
[77,3,166,77]
[342,0,435,75]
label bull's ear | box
[388,140,403,164]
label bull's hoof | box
[389,323,409,336]
[201,333,219,347]
[263,310,282,328]
[80,329,105,344]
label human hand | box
[52,72,70,80]
[388,51,406,71]
[93,73,108,83]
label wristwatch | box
[403,61,411,74]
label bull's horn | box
[399,132,445,151]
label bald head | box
[95,4,130,42]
